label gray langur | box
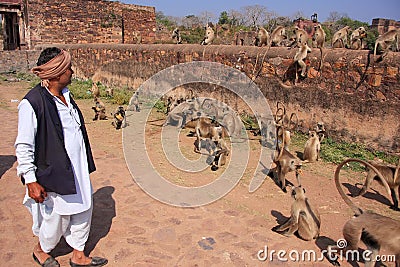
[272,186,321,241]
[272,130,303,193]
[171,27,182,44]
[303,130,320,163]
[111,106,126,130]
[91,82,100,98]
[294,42,312,78]
[127,91,140,112]
[209,138,230,171]
[357,158,400,211]
[92,97,107,121]
[194,117,223,153]
[331,26,351,48]
[200,25,215,45]
[328,158,400,267]
[270,26,287,47]
[374,29,399,61]
[289,26,308,48]
[312,24,326,72]
[350,26,367,50]
[255,27,269,47]
[315,121,326,142]
[312,24,326,49]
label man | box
[15,47,108,267]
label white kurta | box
[15,87,92,216]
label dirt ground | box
[0,80,399,267]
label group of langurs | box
[90,81,139,130]
[161,89,399,266]
[269,100,400,266]
[172,23,398,77]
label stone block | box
[367,74,382,87]
[376,90,387,101]
[386,66,398,77]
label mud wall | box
[1,44,399,152]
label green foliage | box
[218,11,230,25]
[181,27,205,44]
[292,132,398,171]
[67,79,131,105]
[156,11,176,29]
[322,24,333,44]
[153,99,167,113]
[336,17,369,29]
[240,112,258,130]
[365,28,379,50]
[68,79,93,99]
[111,87,131,105]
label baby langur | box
[255,27,269,47]
[303,130,320,163]
[171,27,182,44]
[200,25,215,45]
[328,158,400,267]
[194,117,223,153]
[350,26,367,50]
[270,26,287,47]
[373,29,399,61]
[357,158,400,211]
[331,26,351,48]
[294,42,312,78]
[210,138,230,171]
[111,106,126,130]
[92,97,107,120]
[272,186,321,241]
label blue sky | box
[122,0,400,24]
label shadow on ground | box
[0,155,16,179]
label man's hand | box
[26,182,47,203]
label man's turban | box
[31,50,71,88]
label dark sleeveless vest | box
[22,84,96,195]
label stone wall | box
[371,18,400,35]
[25,0,155,48]
[1,44,399,152]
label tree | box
[326,11,348,24]
[155,11,176,29]
[228,9,243,27]
[182,15,201,29]
[241,5,269,28]
[218,11,230,25]
[336,17,369,29]
[198,11,216,26]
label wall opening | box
[1,12,19,50]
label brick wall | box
[25,0,155,48]
[2,44,399,152]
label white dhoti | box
[25,194,93,253]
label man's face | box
[59,64,74,87]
